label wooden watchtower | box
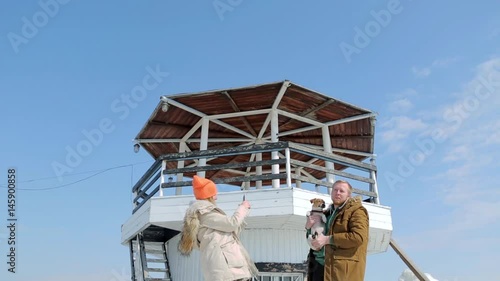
[121,80,395,281]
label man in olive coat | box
[305,180,369,281]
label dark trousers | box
[307,251,324,281]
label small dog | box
[306,198,327,251]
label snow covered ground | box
[399,269,439,281]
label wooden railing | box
[131,141,378,214]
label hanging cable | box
[0,160,153,191]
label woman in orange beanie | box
[178,175,258,281]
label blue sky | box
[1,1,499,280]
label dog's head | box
[309,198,326,211]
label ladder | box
[130,234,172,281]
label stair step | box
[145,249,165,254]
[147,258,167,263]
[146,268,168,272]
[132,241,164,246]
[143,244,164,248]
[144,241,164,244]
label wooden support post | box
[256,152,262,189]
[270,109,280,188]
[129,240,136,281]
[390,238,430,281]
[140,235,148,281]
[322,125,335,193]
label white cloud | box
[398,88,419,98]
[434,122,499,227]
[441,121,498,163]
[381,89,421,152]
[455,200,500,229]
[387,88,418,113]
[383,57,499,158]
[431,57,459,68]
[442,145,470,162]
[399,269,439,281]
[380,116,427,142]
[412,57,459,78]
[482,120,500,145]
[420,57,500,154]
[486,19,500,39]
[388,98,413,113]
[485,130,500,144]
[400,57,500,253]
[488,27,500,39]
[411,66,431,78]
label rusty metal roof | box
[134,80,376,185]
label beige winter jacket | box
[179,200,259,281]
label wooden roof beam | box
[161,97,257,140]
[221,91,257,137]
[275,112,377,138]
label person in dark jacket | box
[305,180,369,281]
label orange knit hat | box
[192,175,217,200]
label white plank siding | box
[121,200,152,243]
[166,234,204,281]
[241,229,310,263]
[121,188,392,255]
